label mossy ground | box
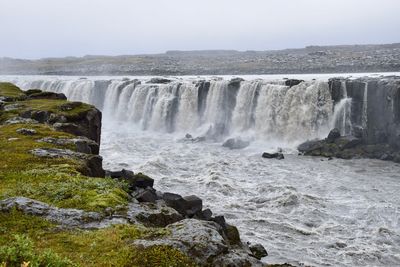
[0,210,197,267]
[0,83,198,266]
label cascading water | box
[9,76,341,145]
[332,81,353,135]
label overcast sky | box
[1,0,399,59]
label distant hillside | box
[1,43,400,75]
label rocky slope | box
[0,82,283,267]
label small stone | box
[249,243,268,259]
[262,152,284,159]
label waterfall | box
[332,81,353,135]
[10,76,338,144]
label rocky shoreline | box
[0,82,289,266]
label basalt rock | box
[249,243,268,259]
[16,128,37,135]
[38,136,99,154]
[285,79,304,87]
[222,138,250,150]
[146,77,172,84]
[262,152,285,160]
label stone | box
[225,224,241,245]
[262,152,284,159]
[58,101,83,111]
[183,195,203,216]
[38,137,99,155]
[211,215,227,229]
[199,208,213,220]
[249,243,268,259]
[134,189,158,203]
[222,138,250,150]
[127,201,183,227]
[31,110,50,123]
[285,79,304,87]
[133,219,228,265]
[326,128,341,143]
[16,128,37,135]
[162,192,187,215]
[185,133,193,139]
[297,140,323,153]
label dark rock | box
[211,215,227,229]
[200,208,213,220]
[31,110,50,123]
[285,79,304,87]
[16,128,37,135]
[185,133,193,139]
[58,101,83,111]
[326,128,341,143]
[28,91,67,100]
[53,122,83,136]
[222,138,250,150]
[225,224,241,245]
[134,189,158,203]
[129,172,154,189]
[162,192,187,215]
[298,140,323,153]
[228,77,244,87]
[38,137,99,155]
[262,152,284,159]
[335,136,362,149]
[183,195,203,217]
[146,77,172,84]
[249,243,268,259]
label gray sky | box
[1,0,399,59]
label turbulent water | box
[3,74,400,266]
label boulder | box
[297,140,323,153]
[133,219,228,265]
[326,128,341,143]
[183,195,203,216]
[127,201,183,227]
[162,193,203,217]
[249,243,268,259]
[222,138,250,150]
[38,137,99,155]
[285,79,304,87]
[262,152,284,159]
[133,188,158,203]
[31,110,50,123]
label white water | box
[2,74,400,266]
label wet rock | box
[28,91,67,100]
[262,152,284,159]
[249,243,268,259]
[211,215,227,229]
[185,133,193,139]
[133,188,158,203]
[197,208,213,220]
[146,77,172,84]
[127,201,183,227]
[16,128,37,135]
[212,249,263,267]
[183,195,203,216]
[326,128,341,143]
[297,139,323,153]
[285,79,304,87]
[335,136,362,150]
[229,77,244,87]
[5,117,39,125]
[222,138,250,150]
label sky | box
[1,0,400,59]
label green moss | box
[0,123,129,212]
[0,82,24,98]
[0,211,197,267]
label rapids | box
[2,74,400,266]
